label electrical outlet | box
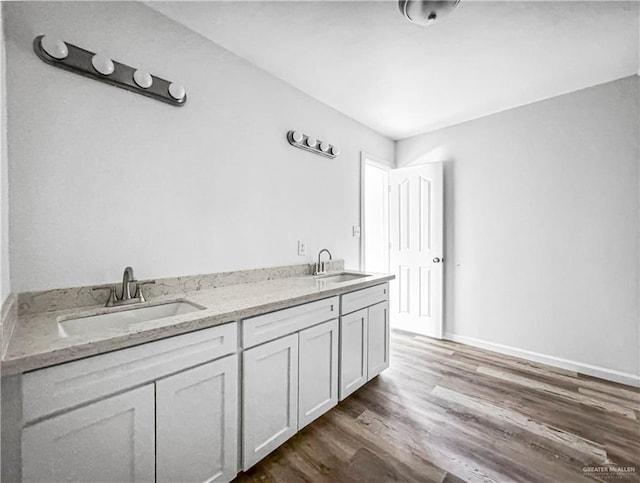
[353,226,361,238]
[298,240,307,256]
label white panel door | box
[339,309,368,400]
[298,319,339,429]
[389,162,444,338]
[156,355,238,483]
[243,334,298,470]
[367,301,390,380]
[22,385,155,483]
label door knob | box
[433,257,442,263]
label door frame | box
[360,152,392,272]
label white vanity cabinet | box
[22,384,156,483]
[298,319,339,428]
[156,354,238,483]
[367,301,390,379]
[242,333,299,470]
[241,297,339,470]
[339,283,390,400]
[20,323,238,483]
[339,308,369,399]
[242,319,340,470]
[12,280,392,482]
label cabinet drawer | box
[23,322,237,423]
[242,296,338,349]
[340,283,389,315]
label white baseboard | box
[444,332,640,388]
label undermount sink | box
[316,272,370,283]
[57,300,205,337]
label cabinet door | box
[339,308,368,400]
[156,355,238,483]
[298,319,339,429]
[22,385,155,483]
[243,333,298,470]
[367,301,390,380]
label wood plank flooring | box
[235,330,640,482]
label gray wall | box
[396,76,640,378]
[1,5,9,305]
[4,1,394,292]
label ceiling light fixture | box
[398,0,460,26]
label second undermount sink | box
[57,300,205,337]
[316,272,370,283]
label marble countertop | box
[1,272,393,376]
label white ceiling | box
[148,1,640,140]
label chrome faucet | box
[314,249,333,275]
[121,266,135,301]
[94,266,155,307]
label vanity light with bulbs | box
[287,130,340,158]
[33,35,186,106]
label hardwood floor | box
[235,330,640,482]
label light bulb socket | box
[91,54,115,75]
[40,36,68,60]
[133,70,153,89]
[168,83,186,101]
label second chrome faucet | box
[313,249,333,276]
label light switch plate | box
[353,226,361,238]
[298,240,307,256]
